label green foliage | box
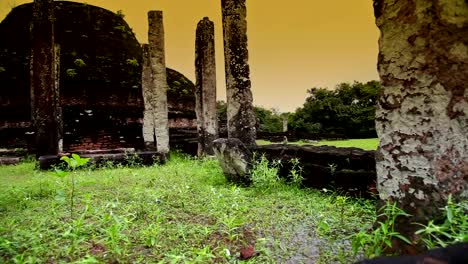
[351,201,412,258]
[60,154,90,171]
[289,80,381,138]
[288,158,303,187]
[125,58,139,67]
[123,151,142,167]
[254,106,284,132]
[66,68,77,78]
[73,58,86,68]
[54,154,90,218]
[216,100,227,120]
[0,154,378,263]
[217,101,285,133]
[116,10,125,18]
[251,154,283,190]
[415,195,468,249]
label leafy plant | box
[66,68,77,78]
[219,213,245,241]
[251,154,282,190]
[54,154,90,218]
[415,195,468,249]
[351,201,411,258]
[328,163,337,175]
[336,195,348,225]
[124,151,142,167]
[289,157,303,187]
[126,58,139,67]
[73,58,86,67]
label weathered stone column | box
[195,17,219,156]
[374,0,468,244]
[55,43,63,153]
[148,11,169,153]
[30,0,61,157]
[221,0,257,146]
[141,44,156,148]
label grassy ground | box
[257,138,379,150]
[0,154,375,263]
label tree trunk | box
[374,0,468,247]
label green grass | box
[0,154,375,263]
[257,138,379,150]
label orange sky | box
[0,0,380,112]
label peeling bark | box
[374,0,468,244]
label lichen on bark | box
[375,0,468,242]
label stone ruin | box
[0,2,197,162]
[214,0,467,250]
[1,0,466,248]
[195,17,218,156]
[221,0,257,147]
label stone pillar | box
[55,43,63,153]
[148,11,169,153]
[374,0,468,243]
[282,118,288,133]
[221,0,257,146]
[195,17,219,156]
[141,44,156,148]
[30,0,61,157]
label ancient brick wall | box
[253,144,377,198]
[0,2,196,152]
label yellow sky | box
[0,0,380,112]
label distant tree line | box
[217,80,381,138]
[216,101,284,133]
[289,80,381,138]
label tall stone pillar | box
[30,0,61,157]
[221,0,257,146]
[141,44,156,147]
[148,11,169,153]
[55,43,63,152]
[195,17,219,156]
[374,0,468,243]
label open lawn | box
[0,154,375,263]
[257,138,379,150]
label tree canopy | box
[289,80,381,138]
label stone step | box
[0,157,22,165]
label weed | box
[126,58,139,67]
[219,213,245,241]
[289,157,303,187]
[0,152,377,263]
[123,151,142,167]
[351,201,411,258]
[66,68,77,78]
[415,195,468,249]
[73,58,86,67]
[251,154,282,190]
[54,154,90,218]
[328,163,337,175]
